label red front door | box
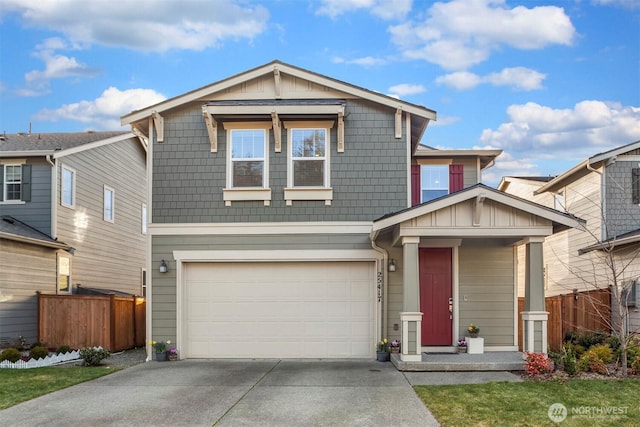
[419,248,453,345]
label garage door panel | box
[185,261,374,358]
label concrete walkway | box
[0,359,443,427]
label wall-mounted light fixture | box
[159,260,168,274]
[388,259,396,272]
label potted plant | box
[390,340,401,353]
[467,323,480,338]
[376,339,390,362]
[167,347,179,361]
[457,338,467,353]
[150,340,171,361]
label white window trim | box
[104,185,115,222]
[284,120,333,205]
[223,122,272,206]
[1,159,26,204]
[61,164,76,209]
[57,254,71,294]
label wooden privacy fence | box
[518,288,611,352]
[38,293,145,352]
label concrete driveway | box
[0,359,439,426]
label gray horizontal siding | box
[458,240,515,346]
[0,158,52,235]
[152,99,407,224]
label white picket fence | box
[0,350,81,369]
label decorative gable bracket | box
[395,107,403,139]
[151,111,164,142]
[473,193,486,226]
[271,112,281,152]
[202,108,218,153]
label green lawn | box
[0,366,119,410]
[415,379,640,427]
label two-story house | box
[0,131,148,344]
[121,60,582,362]
[500,141,640,337]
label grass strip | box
[0,366,120,410]
[415,379,640,426]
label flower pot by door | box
[156,351,167,361]
[467,337,484,354]
[376,351,390,362]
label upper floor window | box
[61,165,75,208]
[141,203,147,234]
[230,129,267,188]
[554,191,566,211]
[421,165,449,202]
[0,162,31,203]
[291,128,327,187]
[104,185,114,222]
[632,168,640,205]
[58,255,71,294]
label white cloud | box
[592,0,639,9]
[3,0,269,52]
[430,115,461,127]
[34,87,166,130]
[317,0,412,20]
[389,0,575,70]
[436,67,546,91]
[25,38,101,84]
[480,100,640,163]
[332,56,388,67]
[387,83,426,97]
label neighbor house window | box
[0,162,30,203]
[141,268,147,298]
[141,203,147,234]
[632,168,640,205]
[104,185,114,222]
[61,165,75,208]
[554,191,566,211]
[420,165,449,202]
[58,255,71,293]
[222,122,272,206]
[283,121,334,205]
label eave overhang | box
[0,231,72,250]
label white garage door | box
[184,261,375,358]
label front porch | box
[391,351,525,372]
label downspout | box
[370,231,389,343]
[145,119,154,363]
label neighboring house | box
[0,131,148,344]
[121,60,583,361]
[499,140,640,335]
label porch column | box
[401,236,422,361]
[522,239,548,354]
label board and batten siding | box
[458,240,515,346]
[0,158,52,235]
[150,233,373,341]
[152,99,408,225]
[55,137,147,295]
[0,239,57,342]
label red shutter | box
[411,164,421,206]
[449,164,463,193]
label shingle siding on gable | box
[0,158,52,235]
[605,160,640,238]
[152,99,407,224]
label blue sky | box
[1,0,638,184]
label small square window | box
[420,165,449,202]
[61,165,76,208]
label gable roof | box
[497,176,555,192]
[579,228,640,254]
[535,140,640,194]
[0,131,138,158]
[415,145,503,170]
[371,183,584,238]
[0,216,71,250]
[120,60,437,147]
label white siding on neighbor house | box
[55,138,147,296]
[0,239,57,342]
[458,240,515,347]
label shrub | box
[56,345,71,355]
[525,352,554,376]
[29,346,49,360]
[0,348,22,363]
[576,330,607,349]
[605,335,621,353]
[79,347,110,366]
[577,353,607,374]
[630,355,640,375]
[548,350,562,371]
[561,347,578,376]
[583,344,613,364]
[563,342,585,358]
